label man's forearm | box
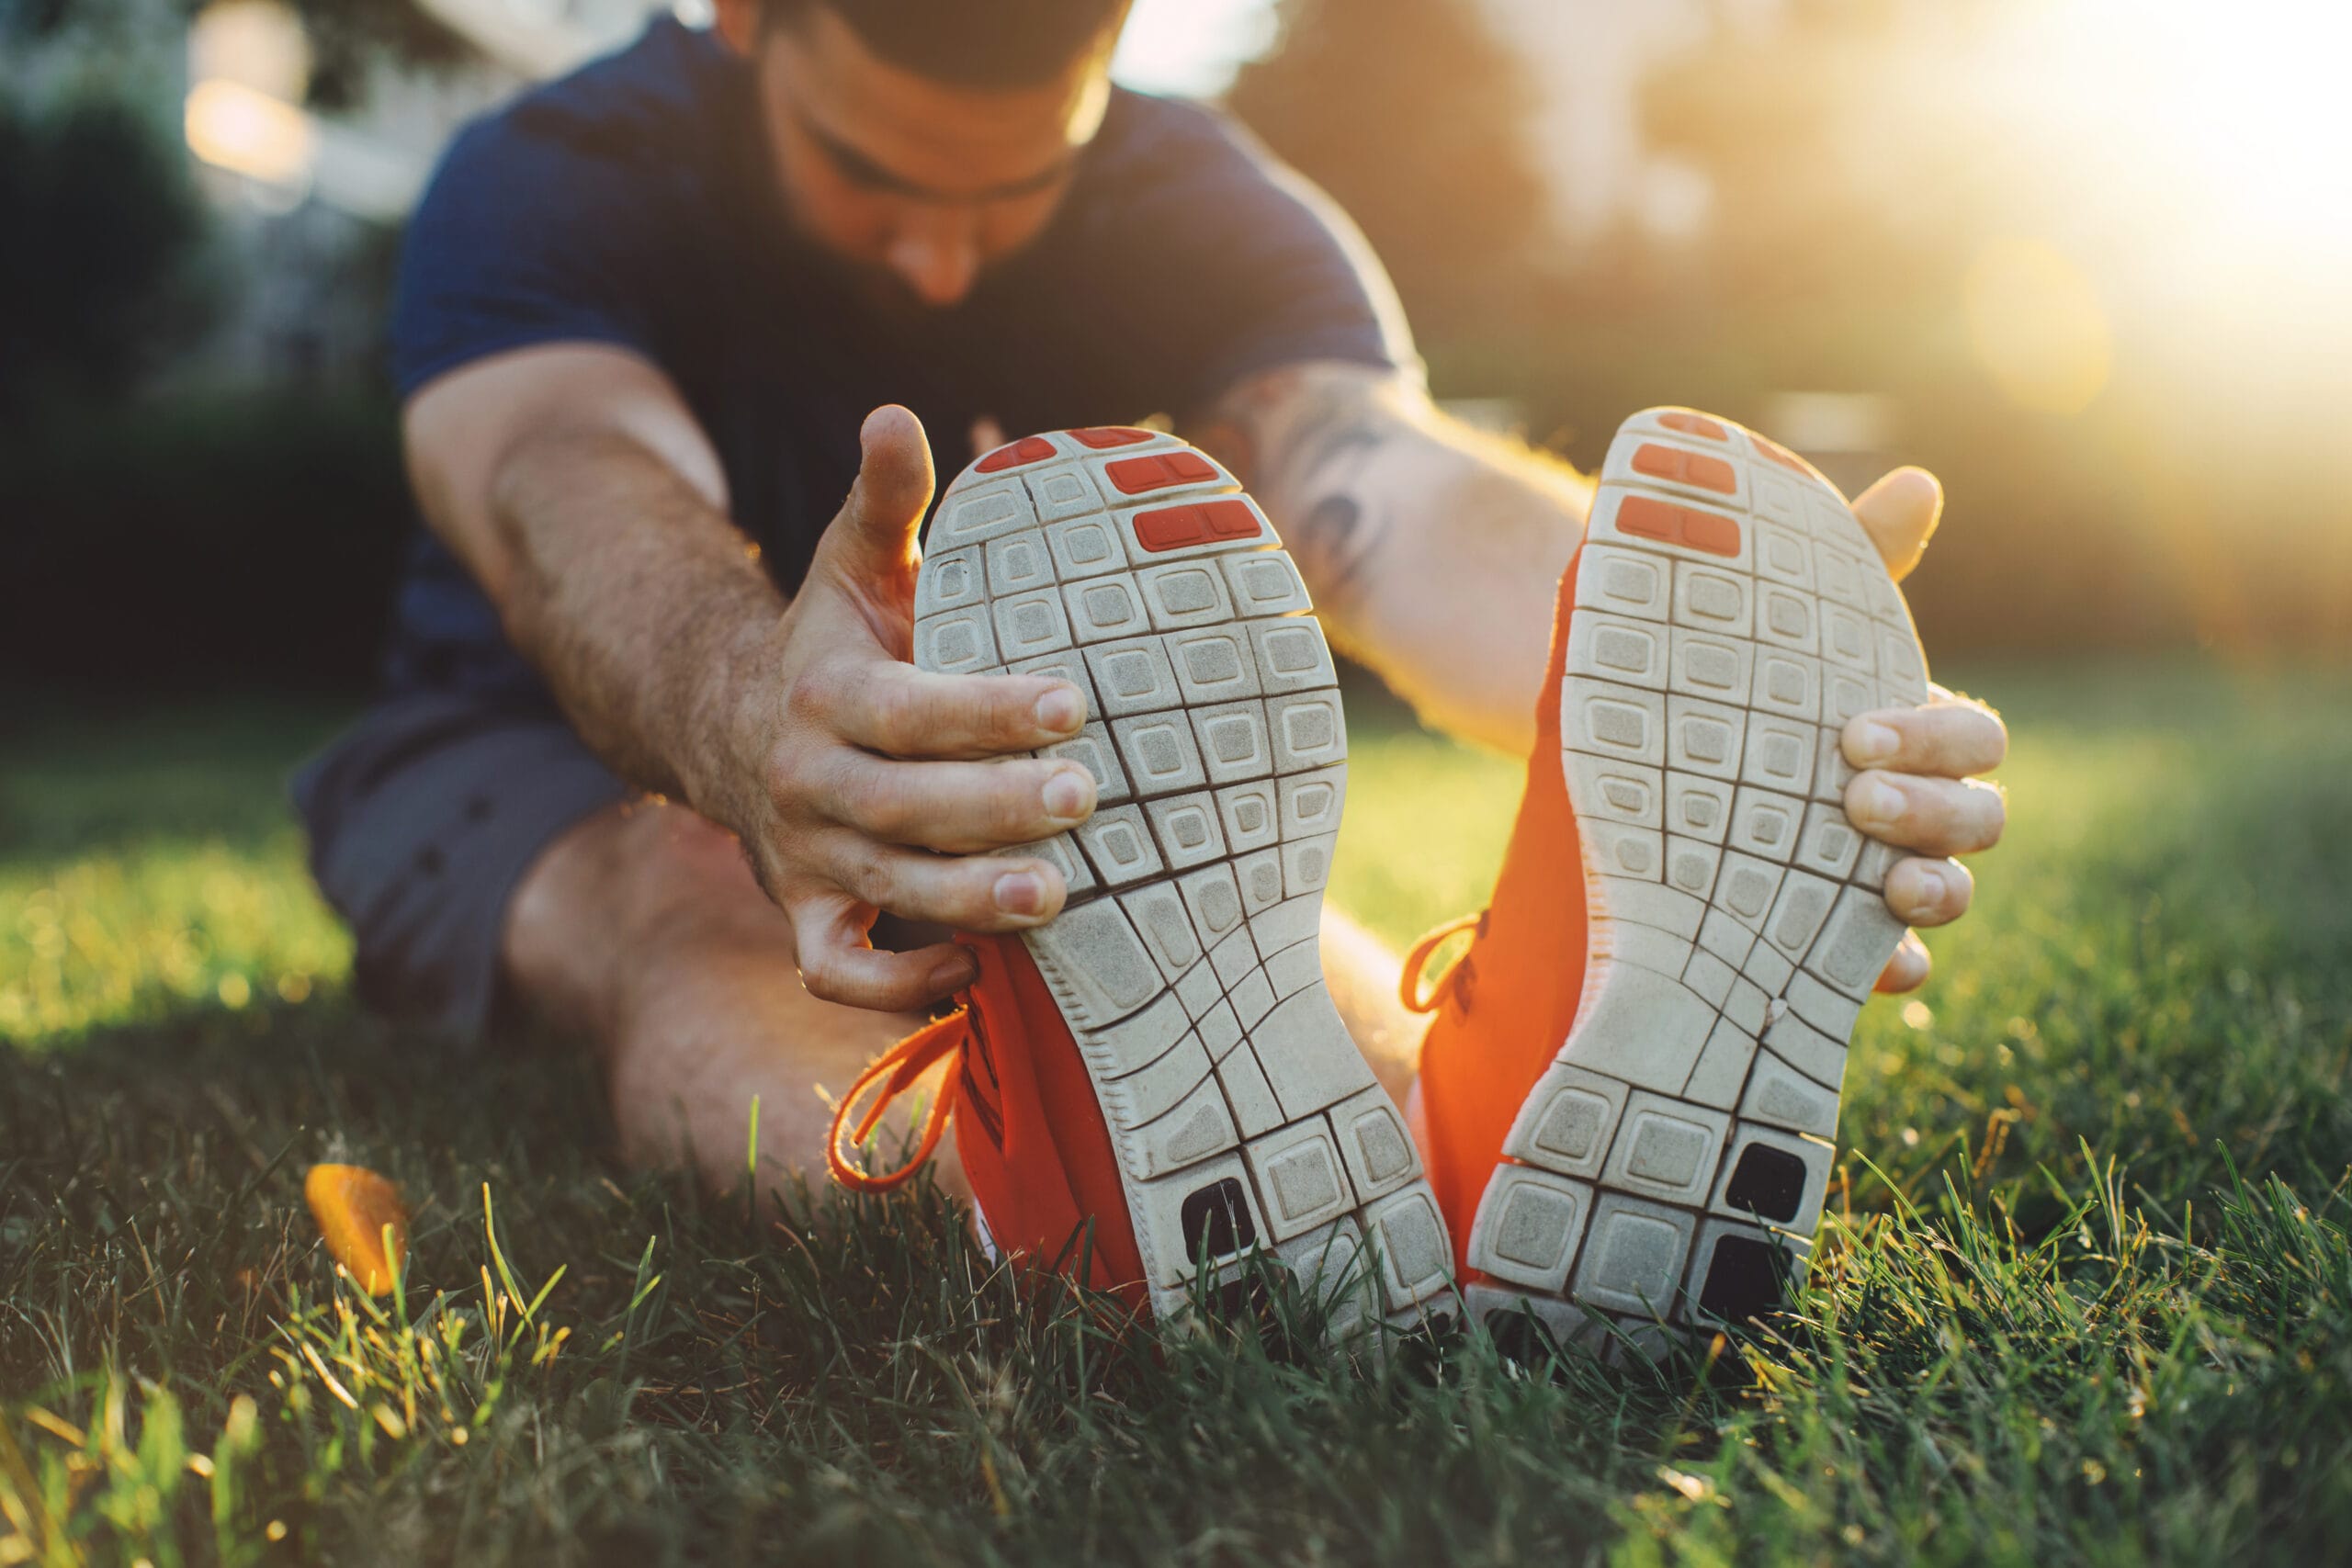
[1200,366,1592,755]
[481,427,779,817]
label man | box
[298,0,2006,1326]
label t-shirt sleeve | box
[1090,101,1422,413]
[388,113,667,400]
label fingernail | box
[1034,684,1085,734]
[1849,719,1901,765]
[1850,776,1905,830]
[1898,865,1947,922]
[993,870,1047,917]
[1041,767,1094,821]
[931,954,978,992]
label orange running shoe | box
[830,426,1454,1332]
[1406,407,1932,1354]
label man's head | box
[713,0,1134,310]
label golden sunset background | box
[5,0,2348,685]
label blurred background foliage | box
[5,0,468,107]
[3,0,2347,697]
[0,93,217,409]
[1226,0,1557,348]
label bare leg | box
[503,799,1429,1202]
[1319,904,1430,1106]
[503,799,964,1204]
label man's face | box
[718,3,1114,312]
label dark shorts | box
[291,692,631,1041]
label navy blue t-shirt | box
[383,17,1413,703]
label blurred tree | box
[1226,0,1558,347]
[1620,0,2349,653]
[0,93,217,412]
[279,0,469,111]
[1634,0,2014,338]
[1,387,412,691]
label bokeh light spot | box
[185,77,317,191]
[1964,237,2112,417]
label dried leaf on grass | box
[304,1163,409,1295]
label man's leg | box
[1319,905,1427,1107]
[502,798,958,1201]
[502,799,1430,1202]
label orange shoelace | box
[1398,910,1485,1016]
[826,1006,973,1193]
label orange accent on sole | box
[1105,451,1218,495]
[1616,494,1744,558]
[1631,443,1738,494]
[1133,498,1263,553]
[977,435,1057,473]
[1658,412,1728,441]
[1070,426,1157,449]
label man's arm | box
[406,344,769,800]
[403,345,1101,1008]
[1187,361,2007,990]
[1190,362,1589,755]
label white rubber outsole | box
[1464,408,1931,1354]
[912,428,1453,1329]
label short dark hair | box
[763,0,1135,89]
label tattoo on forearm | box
[1200,365,1492,617]
[1275,402,1392,607]
[1196,365,1373,499]
[1262,380,1381,499]
[1294,491,1389,606]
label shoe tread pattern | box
[1469,409,1928,1350]
[917,429,1449,1328]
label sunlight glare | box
[2003,0,2352,258]
[1111,0,1279,97]
[1926,0,2352,388]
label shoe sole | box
[1463,408,1931,1355]
[913,427,1453,1330]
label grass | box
[4,660,2351,1564]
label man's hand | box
[407,353,1094,1013]
[695,406,1097,1010]
[1842,467,2007,993]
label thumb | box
[820,405,937,587]
[1851,465,1943,583]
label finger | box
[1881,855,1974,928]
[1845,771,2006,855]
[1874,929,1932,993]
[830,660,1088,757]
[820,833,1072,931]
[791,894,977,1011]
[814,404,937,588]
[1849,466,1943,582]
[815,753,1095,852]
[970,416,1006,458]
[1843,697,2008,778]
